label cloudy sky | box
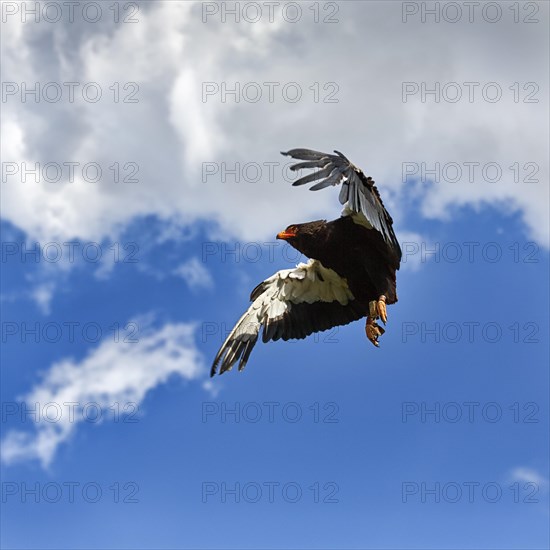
[1,1,549,548]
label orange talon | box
[377,295,387,325]
[366,316,385,347]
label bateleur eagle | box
[211,148,401,376]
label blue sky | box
[1,2,549,549]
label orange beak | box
[276,229,296,240]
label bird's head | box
[276,220,327,256]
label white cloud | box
[509,467,548,488]
[0,281,57,315]
[1,1,548,250]
[397,231,433,272]
[1,319,205,468]
[201,379,221,398]
[29,282,55,315]
[173,257,214,290]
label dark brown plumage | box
[277,216,399,305]
[210,148,401,376]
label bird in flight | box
[211,148,401,376]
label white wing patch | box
[211,259,356,373]
[233,259,354,340]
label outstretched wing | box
[210,259,365,376]
[281,148,401,260]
